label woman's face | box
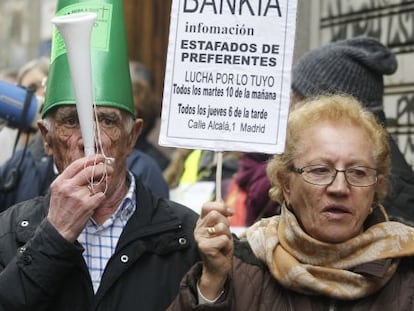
[282,122,379,243]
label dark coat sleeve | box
[0,218,83,310]
[0,150,55,212]
[167,239,260,311]
[167,262,232,311]
[385,136,414,222]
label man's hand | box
[47,155,112,242]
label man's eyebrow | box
[97,111,122,119]
[54,109,78,119]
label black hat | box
[292,37,397,113]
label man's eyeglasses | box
[290,165,378,187]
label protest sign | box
[159,0,297,154]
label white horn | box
[52,12,97,156]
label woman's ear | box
[278,171,291,204]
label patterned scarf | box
[245,204,414,299]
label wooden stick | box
[215,151,223,201]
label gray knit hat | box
[292,37,397,113]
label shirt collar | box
[113,172,136,221]
[88,172,136,227]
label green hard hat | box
[42,0,134,117]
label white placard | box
[160,0,297,154]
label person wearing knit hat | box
[291,36,396,122]
[290,37,414,223]
[0,1,200,310]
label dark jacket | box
[0,177,200,311]
[0,147,169,212]
[384,136,414,222]
[168,240,414,311]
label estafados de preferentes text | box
[180,0,283,65]
[180,40,279,66]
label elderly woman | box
[168,95,414,310]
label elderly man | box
[0,0,199,310]
[0,103,199,311]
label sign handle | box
[215,151,223,202]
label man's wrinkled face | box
[40,106,140,184]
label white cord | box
[83,102,114,195]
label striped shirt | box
[78,173,136,293]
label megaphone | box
[0,80,41,131]
[51,12,97,156]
